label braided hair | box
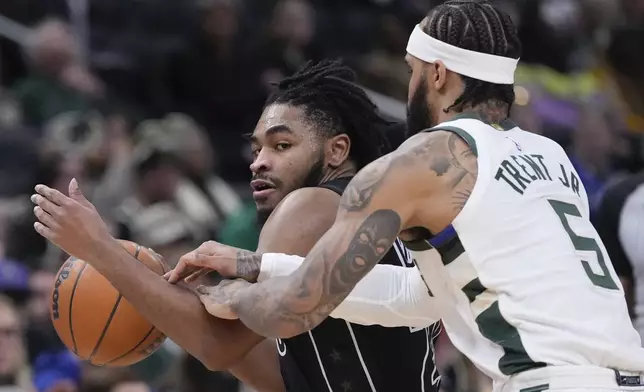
[265,59,391,170]
[422,0,522,113]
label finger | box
[167,264,199,284]
[192,253,228,276]
[198,292,238,320]
[185,269,209,283]
[195,284,211,296]
[34,222,56,240]
[68,178,90,206]
[31,194,63,217]
[35,184,71,207]
[33,206,62,231]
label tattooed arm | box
[225,130,477,338]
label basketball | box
[50,240,168,367]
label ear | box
[326,134,351,168]
[432,60,448,91]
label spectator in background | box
[24,269,66,364]
[358,13,410,100]
[39,109,139,223]
[80,368,150,392]
[0,126,41,199]
[112,141,203,266]
[0,260,31,312]
[622,0,644,23]
[32,351,80,392]
[13,19,104,129]
[166,0,266,183]
[257,0,320,85]
[569,97,633,214]
[0,295,31,391]
[569,102,617,211]
[136,114,244,241]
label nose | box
[249,149,272,174]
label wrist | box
[235,250,262,282]
[90,236,125,265]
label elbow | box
[201,358,228,372]
[194,335,247,372]
[199,349,240,372]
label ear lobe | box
[327,134,351,168]
[433,60,448,90]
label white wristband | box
[258,253,306,281]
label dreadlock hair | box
[264,59,391,170]
[422,0,522,114]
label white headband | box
[406,25,518,84]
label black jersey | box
[277,177,441,392]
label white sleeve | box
[259,253,441,328]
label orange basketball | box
[50,240,168,367]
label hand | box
[164,241,262,284]
[31,178,115,262]
[196,279,252,320]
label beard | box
[406,77,434,139]
[256,153,326,226]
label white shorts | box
[493,366,644,392]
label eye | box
[251,147,261,158]
[275,142,291,151]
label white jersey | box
[404,115,644,381]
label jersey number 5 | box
[548,199,619,290]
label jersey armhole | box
[425,125,478,157]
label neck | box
[319,161,356,184]
[440,100,510,125]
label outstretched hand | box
[31,179,115,262]
[164,241,262,284]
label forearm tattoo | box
[231,209,401,337]
[228,129,478,337]
[235,249,262,282]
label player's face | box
[405,55,434,137]
[249,104,326,223]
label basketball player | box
[594,172,644,339]
[30,59,442,391]
[164,2,644,391]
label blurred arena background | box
[0,0,643,391]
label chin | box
[256,205,275,225]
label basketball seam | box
[100,242,153,365]
[103,326,157,365]
[68,261,87,355]
[88,294,123,364]
[87,244,142,365]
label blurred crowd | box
[0,0,643,392]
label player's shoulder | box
[394,128,472,158]
[272,187,341,218]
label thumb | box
[68,178,90,205]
